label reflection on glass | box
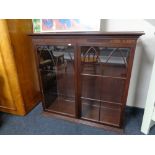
[37,45,75,116]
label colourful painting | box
[32,19,100,32]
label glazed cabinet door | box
[79,45,130,127]
[36,43,76,117]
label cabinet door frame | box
[77,38,137,128]
[32,37,78,118]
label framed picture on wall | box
[32,19,100,32]
[32,19,41,33]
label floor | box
[0,103,155,135]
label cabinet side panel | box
[0,19,25,115]
[120,46,137,127]
[0,47,16,110]
[7,19,41,114]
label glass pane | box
[37,45,75,116]
[81,46,100,75]
[81,98,100,121]
[80,46,128,123]
[80,46,130,77]
[81,75,100,100]
[99,102,121,126]
[100,77,125,103]
[100,47,130,77]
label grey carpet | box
[0,103,155,135]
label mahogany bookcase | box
[29,32,144,132]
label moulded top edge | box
[28,31,145,37]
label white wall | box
[100,19,155,108]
